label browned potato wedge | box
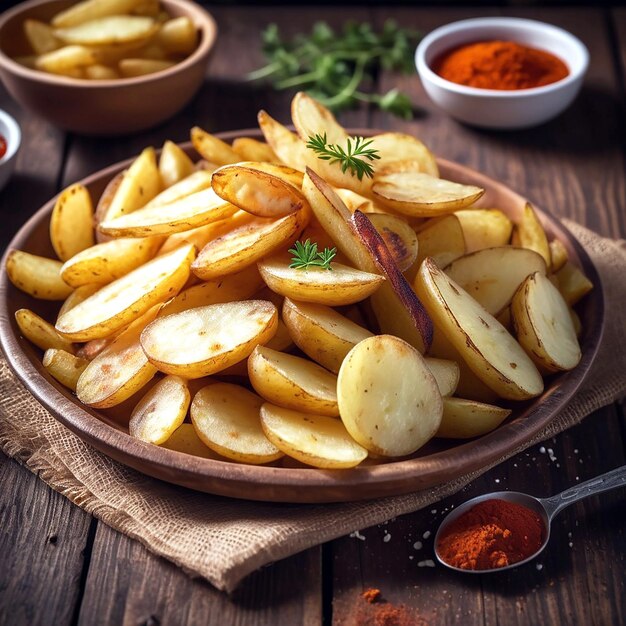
[454,209,513,252]
[159,139,194,188]
[161,423,225,459]
[424,357,460,397]
[129,375,190,444]
[414,258,543,401]
[6,250,73,300]
[232,137,278,163]
[512,271,581,372]
[337,335,443,457]
[248,345,339,417]
[372,172,484,217]
[369,132,439,178]
[549,238,569,273]
[291,91,348,146]
[239,162,304,188]
[555,261,594,306]
[367,212,418,272]
[56,243,194,341]
[141,300,278,378]
[260,403,367,469]
[43,349,89,390]
[415,214,466,270]
[282,298,372,373]
[154,16,197,55]
[54,16,158,46]
[15,308,76,353]
[34,45,97,76]
[60,237,161,287]
[52,0,146,28]
[334,188,381,214]
[258,256,384,306]
[25,19,60,54]
[118,58,175,77]
[511,202,551,268]
[191,126,239,166]
[436,397,511,439]
[211,164,309,218]
[444,246,547,315]
[191,210,307,280]
[191,383,283,464]
[257,109,308,171]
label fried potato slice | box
[257,109,308,171]
[15,308,76,353]
[414,258,544,401]
[231,137,278,163]
[43,349,89,391]
[367,212,418,272]
[129,375,190,444]
[34,45,97,76]
[554,261,594,306]
[282,298,372,373]
[154,16,197,55]
[415,214,466,270]
[54,16,158,46]
[454,209,513,252]
[240,162,304,188]
[549,238,569,273]
[6,251,73,300]
[291,91,348,146]
[258,256,384,306]
[248,345,339,417]
[141,300,278,378]
[436,397,511,439]
[511,202,551,268]
[84,63,119,79]
[25,19,61,54]
[161,423,225,459]
[52,0,145,27]
[60,237,161,287]
[260,403,367,469]
[191,383,283,464]
[147,169,213,208]
[372,172,484,217]
[158,140,194,188]
[191,126,240,166]
[444,247,547,315]
[424,357,460,397]
[56,243,194,341]
[337,335,443,457]
[512,271,581,372]
[57,284,101,321]
[118,58,175,77]
[369,132,439,178]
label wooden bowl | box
[0,0,217,135]
[0,130,604,502]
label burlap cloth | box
[0,221,624,593]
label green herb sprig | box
[289,239,337,270]
[306,132,380,180]
[248,20,421,119]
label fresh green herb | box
[248,20,421,119]
[306,132,380,180]
[289,239,337,270]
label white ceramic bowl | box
[415,17,589,129]
[0,108,20,192]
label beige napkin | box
[0,221,624,593]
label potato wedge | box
[6,250,73,300]
[54,16,158,46]
[291,91,348,146]
[369,132,439,178]
[444,246,547,315]
[337,335,443,457]
[414,258,544,400]
[191,383,283,464]
[15,308,76,353]
[239,161,304,188]
[161,423,224,459]
[260,403,367,469]
[555,261,594,306]
[258,256,384,306]
[424,357,460,397]
[257,109,308,171]
[159,139,194,188]
[231,137,278,163]
[154,16,197,55]
[454,209,513,252]
[549,238,569,273]
[57,284,101,320]
[191,126,240,166]
[118,58,175,77]
[129,375,190,444]
[147,169,213,208]
[415,214,466,270]
[141,300,278,378]
[25,19,61,54]
[42,349,89,391]
[84,64,119,79]
[35,45,97,76]
[372,172,484,217]
[56,243,194,341]
[52,0,145,27]
[511,202,551,268]
[512,271,581,372]
[282,298,372,373]
[248,345,339,417]
[436,397,511,439]
[367,212,418,272]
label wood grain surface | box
[0,5,624,625]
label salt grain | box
[413,541,423,550]
[536,563,543,571]
[423,531,431,539]
[383,533,391,543]
[431,509,437,515]
[569,542,573,548]
[417,559,436,568]
[350,530,366,541]
[495,479,500,484]
[539,446,546,454]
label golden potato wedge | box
[260,403,367,469]
[555,261,594,306]
[372,172,484,217]
[57,284,101,320]
[511,202,551,268]
[34,45,96,76]
[191,126,240,166]
[454,209,513,252]
[444,246,547,315]
[15,308,75,353]
[436,397,511,439]
[258,256,384,306]
[337,335,443,457]
[56,243,194,341]
[129,375,190,444]
[25,19,61,54]
[141,300,278,378]
[291,91,348,146]
[159,139,194,188]
[118,58,175,77]
[161,423,225,459]
[549,238,569,273]
[191,383,283,464]
[154,16,197,54]
[367,212,418,272]
[415,214,466,270]
[369,132,439,178]
[414,258,544,401]
[6,250,73,300]
[424,357,460,397]
[54,16,158,46]
[50,183,95,262]
[248,345,339,417]
[60,237,162,287]
[334,188,380,214]
[570,307,582,338]
[52,0,145,27]
[512,271,581,372]
[211,164,309,218]
[231,137,278,163]
[257,109,308,171]
[191,210,306,280]
[282,298,372,373]
[84,63,119,79]
[146,169,213,209]
[42,349,89,391]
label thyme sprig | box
[306,132,380,180]
[289,239,337,270]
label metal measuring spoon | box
[434,464,626,573]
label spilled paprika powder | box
[436,498,544,570]
[433,40,569,90]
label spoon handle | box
[541,464,626,519]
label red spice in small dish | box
[433,40,569,90]
[0,135,7,159]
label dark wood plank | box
[0,454,94,626]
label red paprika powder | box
[433,40,569,90]
[436,498,544,570]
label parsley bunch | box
[289,239,337,270]
[306,133,380,180]
[249,20,422,119]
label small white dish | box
[0,108,20,192]
[415,17,589,129]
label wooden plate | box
[0,130,604,503]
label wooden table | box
[1,5,625,625]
